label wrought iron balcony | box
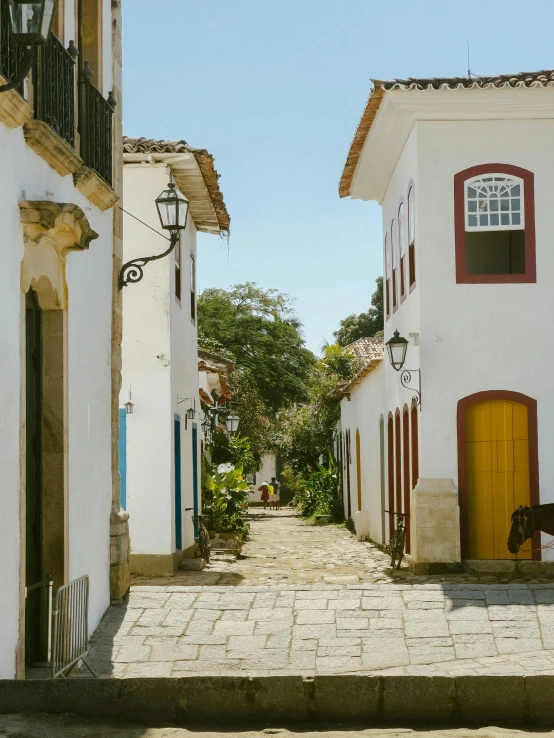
[33,33,76,148]
[79,63,115,186]
[0,0,26,95]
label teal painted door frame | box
[192,423,198,537]
[174,415,182,550]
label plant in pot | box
[204,462,251,540]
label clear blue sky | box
[123,1,553,354]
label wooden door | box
[25,290,44,664]
[355,429,362,512]
[466,399,531,559]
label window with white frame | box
[391,219,397,309]
[464,174,525,275]
[398,203,406,298]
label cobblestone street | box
[87,511,554,678]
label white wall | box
[340,363,385,543]
[0,124,113,677]
[249,455,277,502]
[121,163,200,558]
[373,114,554,558]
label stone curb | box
[1,675,554,726]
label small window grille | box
[398,203,406,298]
[391,219,397,309]
[408,186,415,287]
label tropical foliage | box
[334,277,384,346]
[276,344,358,477]
[210,431,258,477]
[203,462,251,537]
[293,454,342,522]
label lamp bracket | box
[119,230,179,289]
[400,368,421,409]
[0,46,35,93]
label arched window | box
[408,185,416,288]
[391,220,397,310]
[454,164,535,283]
[398,202,406,299]
[384,233,391,319]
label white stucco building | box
[335,338,385,542]
[339,69,554,571]
[120,137,230,576]
[0,0,125,678]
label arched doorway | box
[457,391,539,560]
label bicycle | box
[385,511,410,570]
[186,509,211,564]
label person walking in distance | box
[258,481,270,511]
[271,476,281,510]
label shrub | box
[204,462,251,537]
[294,453,343,523]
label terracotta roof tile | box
[123,137,230,234]
[339,69,554,198]
[346,336,384,369]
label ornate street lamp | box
[225,414,240,434]
[385,330,421,408]
[0,0,58,94]
[119,182,189,289]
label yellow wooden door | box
[356,429,362,512]
[466,400,531,559]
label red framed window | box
[454,164,536,284]
[175,239,181,301]
[408,184,416,288]
[398,202,406,300]
[391,219,397,310]
[384,233,391,319]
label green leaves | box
[334,277,384,347]
[198,283,316,415]
[202,461,251,535]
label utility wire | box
[119,206,170,241]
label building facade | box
[120,137,230,576]
[340,70,554,570]
[0,0,126,678]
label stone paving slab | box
[88,582,554,677]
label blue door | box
[118,408,127,510]
[192,423,198,537]
[174,415,182,550]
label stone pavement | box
[1,715,553,738]
[88,511,554,678]
[89,582,554,678]
[132,510,395,588]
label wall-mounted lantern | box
[385,330,421,408]
[124,387,134,415]
[225,414,240,434]
[0,0,58,93]
[119,182,189,289]
[177,396,196,428]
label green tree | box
[276,345,357,476]
[198,283,316,414]
[334,276,384,346]
[227,370,274,467]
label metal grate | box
[80,69,114,186]
[34,33,76,148]
[51,575,96,679]
[0,0,26,95]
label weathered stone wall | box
[109,0,130,602]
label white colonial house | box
[335,338,385,542]
[0,0,126,678]
[339,69,554,573]
[120,137,230,576]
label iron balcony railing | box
[79,63,115,186]
[34,33,76,148]
[0,0,25,95]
